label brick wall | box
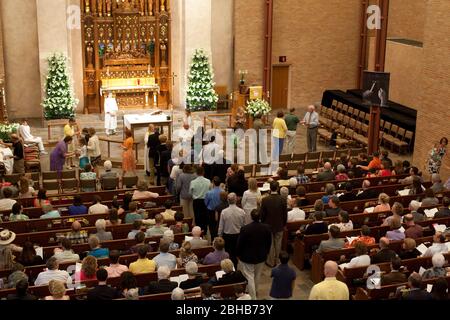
[234,0,360,107]
[271,0,360,107]
[413,0,450,179]
[0,13,4,77]
[234,0,265,88]
[388,0,426,42]
[384,40,423,109]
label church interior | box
[0,0,449,302]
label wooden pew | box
[0,205,183,233]
[292,225,390,270]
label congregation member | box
[161,200,177,221]
[316,225,345,253]
[189,166,211,234]
[382,202,404,227]
[356,180,377,200]
[204,176,223,232]
[287,198,306,222]
[371,237,397,264]
[176,165,196,219]
[145,125,160,184]
[153,240,177,270]
[33,188,50,208]
[309,261,349,300]
[68,195,88,216]
[80,164,96,192]
[431,174,445,194]
[235,284,252,300]
[180,261,203,289]
[124,202,144,224]
[177,241,198,268]
[119,272,138,299]
[372,193,391,213]
[0,187,16,211]
[129,245,156,274]
[170,212,190,234]
[202,237,229,265]
[404,214,423,239]
[127,220,143,239]
[401,272,433,300]
[236,209,272,300]
[269,251,296,300]
[88,195,109,214]
[329,211,353,232]
[9,203,29,221]
[87,268,120,300]
[422,232,448,257]
[435,197,450,218]
[6,279,36,301]
[94,219,113,241]
[40,204,61,219]
[132,180,159,200]
[218,193,245,264]
[163,230,179,251]
[211,259,246,286]
[295,165,310,184]
[346,242,371,268]
[17,241,43,266]
[44,280,70,300]
[381,257,407,286]
[338,182,356,202]
[408,200,424,222]
[62,118,79,169]
[34,257,71,286]
[399,238,421,260]
[88,235,109,258]
[6,263,27,290]
[260,181,287,267]
[145,265,177,294]
[73,256,98,281]
[325,196,347,217]
[227,167,248,198]
[99,160,117,186]
[105,250,129,278]
[302,212,328,235]
[345,225,375,248]
[106,208,122,226]
[321,184,335,204]
[18,176,35,198]
[421,188,439,207]
[52,238,80,263]
[189,226,209,249]
[77,137,90,170]
[130,232,146,254]
[386,217,405,241]
[317,162,335,181]
[422,253,447,280]
[156,136,172,186]
[146,214,168,237]
[66,221,88,245]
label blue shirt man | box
[269,252,296,299]
[204,177,222,211]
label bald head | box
[324,162,332,171]
[192,226,202,238]
[379,237,390,249]
[308,105,315,112]
[72,221,81,231]
[323,261,338,278]
[362,180,371,189]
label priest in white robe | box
[0,145,14,175]
[18,120,47,154]
[104,93,118,135]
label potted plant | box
[245,99,271,128]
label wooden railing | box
[99,136,140,162]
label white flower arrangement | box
[0,123,19,142]
[245,99,271,118]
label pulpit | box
[81,0,171,113]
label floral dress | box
[427,146,446,174]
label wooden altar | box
[81,0,171,113]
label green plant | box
[186,49,218,111]
[245,99,271,118]
[42,53,78,120]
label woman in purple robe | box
[50,136,75,173]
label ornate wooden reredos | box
[81,0,171,113]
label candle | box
[154,93,157,106]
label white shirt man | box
[287,207,306,222]
[34,258,72,286]
[18,120,46,154]
[104,93,118,135]
[218,195,246,236]
[0,197,17,211]
[0,146,14,174]
[88,202,109,214]
[202,138,220,165]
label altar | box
[123,112,172,141]
[81,0,171,113]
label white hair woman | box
[94,219,113,241]
[179,261,203,290]
[45,280,69,300]
[422,253,447,280]
[163,229,179,251]
[171,287,185,300]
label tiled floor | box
[25,106,412,299]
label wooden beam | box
[263,0,273,100]
[374,0,390,72]
[357,0,370,88]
